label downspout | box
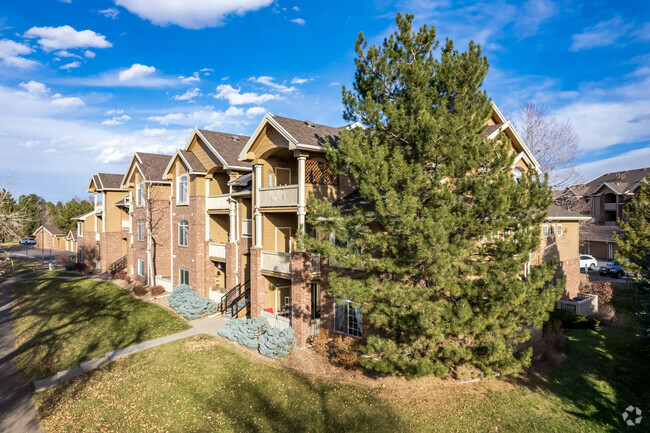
[169,190,174,289]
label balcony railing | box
[603,202,618,211]
[261,251,291,274]
[207,194,230,211]
[209,242,227,259]
[258,185,298,208]
[242,219,252,237]
[121,219,130,230]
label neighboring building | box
[32,224,64,250]
[162,129,252,300]
[72,210,97,267]
[569,167,649,260]
[85,173,129,272]
[121,152,173,289]
[64,230,78,253]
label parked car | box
[579,254,598,271]
[19,238,36,245]
[599,260,634,279]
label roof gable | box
[194,129,251,170]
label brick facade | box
[291,251,312,348]
[130,198,171,285]
[225,242,237,291]
[171,194,208,296]
[79,231,99,271]
[555,257,580,300]
[99,231,123,273]
[249,247,264,317]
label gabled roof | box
[89,173,127,192]
[121,152,173,187]
[179,150,206,173]
[546,204,592,221]
[195,129,251,170]
[33,224,63,236]
[580,222,624,242]
[580,167,650,196]
[71,210,94,221]
[65,230,77,241]
[228,173,252,186]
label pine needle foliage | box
[303,13,558,378]
[615,175,650,286]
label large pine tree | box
[615,175,650,286]
[304,13,558,377]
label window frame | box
[178,220,189,247]
[512,167,522,183]
[542,225,548,237]
[176,174,189,205]
[136,182,144,207]
[179,268,189,285]
[137,219,145,241]
[557,224,563,236]
[137,259,145,276]
[334,298,362,338]
[550,224,556,236]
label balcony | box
[261,251,291,274]
[603,202,618,211]
[121,219,130,230]
[242,219,252,237]
[209,242,226,260]
[207,194,230,211]
[258,185,298,208]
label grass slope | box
[12,277,190,382]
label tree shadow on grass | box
[512,287,650,430]
[8,277,182,382]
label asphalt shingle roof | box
[197,129,251,168]
[271,116,347,148]
[96,173,126,190]
[136,152,173,181]
[179,150,206,173]
[582,167,650,195]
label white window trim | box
[177,175,189,205]
[334,298,362,338]
[137,259,145,276]
[550,224,556,236]
[557,224,562,237]
[179,268,189,285]
[542,225,548,237]
[136,182,144,207]
[137,220,145,241]
[178,220,189,247]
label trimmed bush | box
[132,284,148,297]
[549,309,600,330]
[74,262,87,272]
[219,317,269,349]
[258,327,296,359]
[149,285,166,297]
[168,284,217,320]
[583,282,613,305]
[64,262,76,271]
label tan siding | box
[209,214,229,243]
[105,191,127,232]
[262,213,297,251]
[187,136,221,171]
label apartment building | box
[570,167,649,260]
[32,224,64,249]
[64,230,77,253]
[162,129,252,300]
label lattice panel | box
[305,160,339,186]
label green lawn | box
[30,283,650,432]
[12,277,190,382]
[23,270,84,279]
[0,259,47,279]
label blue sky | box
[0,0,649,202]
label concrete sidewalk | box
[0,279,44,433]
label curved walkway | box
[0,272,226,432]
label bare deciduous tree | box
[0,180,28,242]
[142,183,167,286]
[513,102,582,189]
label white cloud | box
[173,87,202,101]
[0,39,37,68]
[147,106,252,131]
[54,50,81,58]
[51,96,85,108]
[24,25,112,52]
[291,18,306,25]
[147,112,185,125]
[245,106,266,118]
[329,82,341,86]
[114,0,274,29]
[105,109,124,116]
[60,61,81,70]
[102,114,131,125]
[576,147,650,181]
[179,72,200,83]
[119,63,156,81]
[570,15,632,51]
[99,8,120,18]
[291,77,312,85]
[214,84,283,105]
[292,6,300,11]
[84,50,96,58]
[18,140,40,148]
[19,81,48,96]
[249,76,296,93]
[142,127,166,136]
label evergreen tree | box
[304,13,557,377]
[615,175,650,286]
[53,197,93,234]
[15,194,47,237]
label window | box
[512,167,522,183]
[557,224,562,236]
[137,220,145,241]
[267,173,274,187]
[179,268,189,285]
[77,222,83,237]
[334,298,362,337]
[542,225,548,237]
[311,283,321,320]
[177,175,188,204]
[550,225,556,236]
[137,259,145,276]
[136,183,144,207]
[178,220,189,246]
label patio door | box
[276,167,291,186]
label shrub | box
[64,262,76,271]
[311,329,330,356]
[592,303,618,326]
[149,285,166,297]
[74,262,87,272]
[549,309,600,330]
[132,284,148,297]
[112,270,131,283]
[329,335,359,369]
[258,327,296,359]
[56,255,75,265]
[584,282,613,305]
[168,284,218,320]
[531,321,566,362]
[218,317,269,349]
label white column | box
[102,192,106,232]
[229,198,237,242]
[297,156,306,232]
[254,164,263,248]
[205,178,210,241]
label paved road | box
[2,244,72,263]
[0,278,44,433]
